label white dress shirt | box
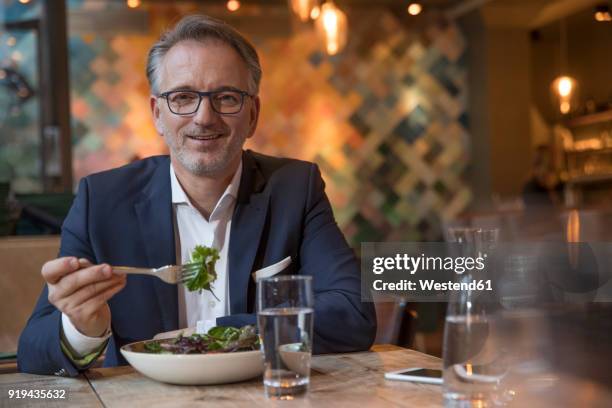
[61,160,242,357]
[173,160,241,330]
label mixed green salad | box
[184,245,220,298]
[144,325,259,354]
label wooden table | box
[0,345,443,407]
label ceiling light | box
[550,20,578,115]
[227,0,241,12]
[551,75,578,115]
[126,0,141,8]
[557,76,574,98]
[310,5,321,20]
[594,4,612,22]
[291,0,318,22]
[407,2,423,16]
[315,2,348,56]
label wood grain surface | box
[1,345,443,408]
[0,371,101,408]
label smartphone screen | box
[397,369,442,378]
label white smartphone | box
[384,367,443,385]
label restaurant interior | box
[1,0,612,405]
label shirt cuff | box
[61,313,111,357]
[60,339,106,369]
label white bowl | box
[120,340,263,385]
[278,343,311,376]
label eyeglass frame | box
[157,88,254,116]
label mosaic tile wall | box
[251,11,471,242]
[2,1,471,243]
[68,1,168,178]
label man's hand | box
[42,257,126,337]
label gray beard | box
[173,145,219,176]
[160,123,244,177]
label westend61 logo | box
[372,253,488,275]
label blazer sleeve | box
[17,178,101,376]
[301,164,377,353]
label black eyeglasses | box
[158,89,252,115]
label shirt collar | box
[170,159,243,208]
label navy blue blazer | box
[18,150,376,376]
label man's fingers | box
[52,264,113,301]
[41,257,80,285]
[75,280,126,320]
[78,258,93,267]
[63,275,126,311]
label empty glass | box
[443,228,508,407]
[257,275,314,399]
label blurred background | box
[1,0,612,389]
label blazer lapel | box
[134,157,178,332]
[229,150,270,314]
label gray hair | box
[146,15,262,96]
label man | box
[18,15,376,376]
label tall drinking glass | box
[443,228,507,408]
[257,275,314,399]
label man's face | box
[151,39,260,177]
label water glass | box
[257,275,314,399]
[443,228,507,407]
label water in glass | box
[258,307,314,398]
[443,228,506,407]
[257,275,314,400]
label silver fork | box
[111,263,201,284]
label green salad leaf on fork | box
[184,245,220,300]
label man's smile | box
[185,133,224,141]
